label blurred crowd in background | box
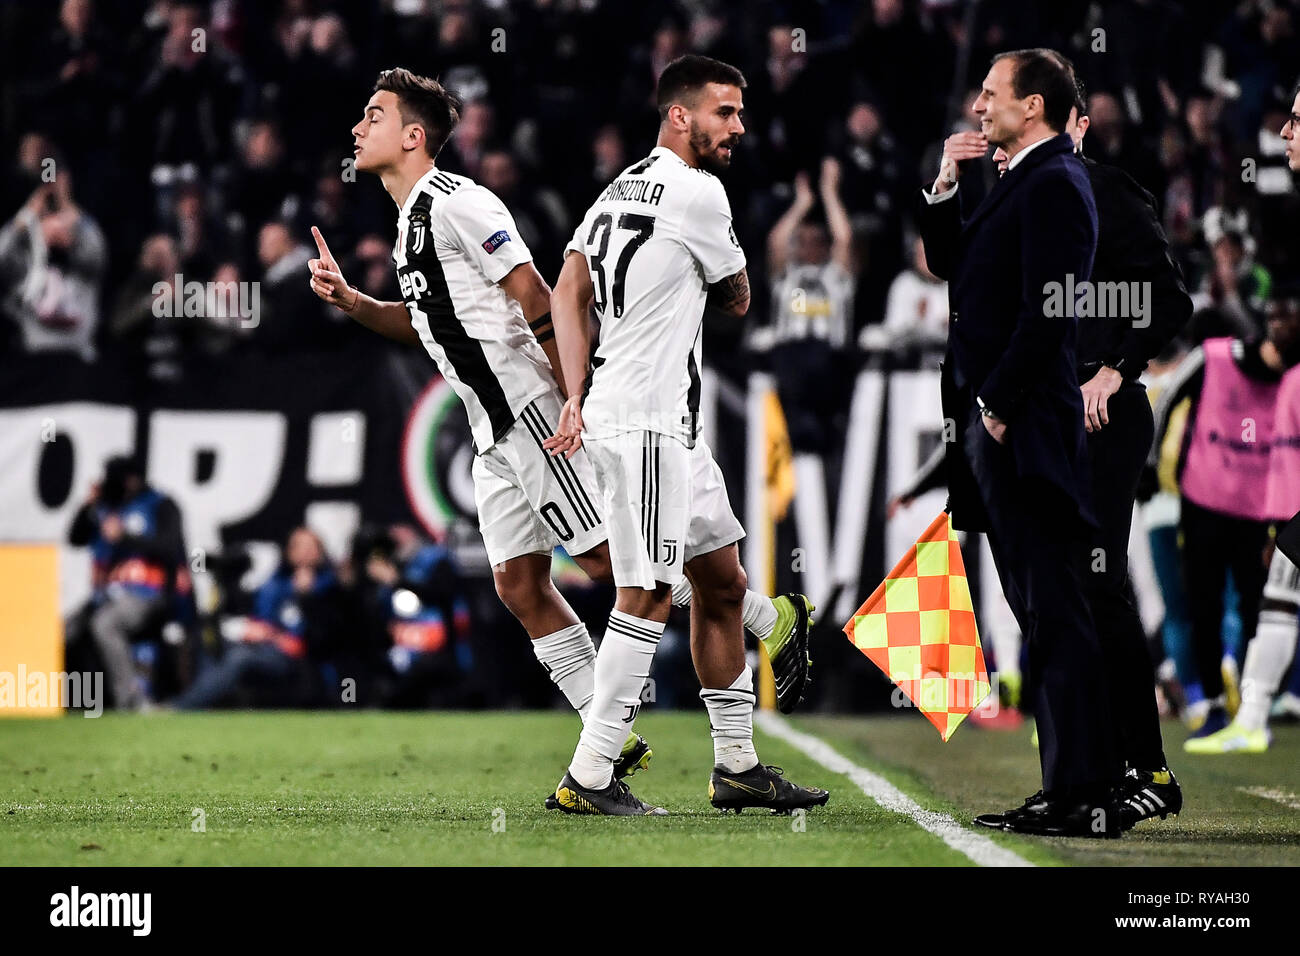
[5,0,1300,713]
[61,455,480,710]
[7,1,1300,379]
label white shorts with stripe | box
[1263,545,1300,604]
[584,430,745,590]
[472,390,606,567]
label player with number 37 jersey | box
[570,146,746,448]
[545,55,826,817]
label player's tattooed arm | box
[499,262,564,394]
[708,266,750,317]
[308,226,419,345]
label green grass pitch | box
[1,710,1297,866]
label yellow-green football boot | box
[762,594,815,714]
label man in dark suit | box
[1066,82,1192,828]
[980,83,1192,826]
[918,48,1119,837]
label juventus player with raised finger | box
[308,68,813,802]
[543,56,829,815]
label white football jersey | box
[393,167,556,453]
[567,146,746,447]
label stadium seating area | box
[5,0,1299,362]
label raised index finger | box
[311,226,335,263]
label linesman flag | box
[842,512,990,741]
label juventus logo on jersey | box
[410,221,426,255]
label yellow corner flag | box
[764,390,795,522]
[841,512,990,741]
[756,387,795,711]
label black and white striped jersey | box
[566,147,746,448]
[393,166,556,453]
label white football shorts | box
[472,391,607,567]
[583,430,745,590]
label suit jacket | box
[1078,156,1192,379]
[917,133,1099,532]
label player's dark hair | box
[992,48,1079,133]
[1072,75,1087,118]
[656,55,747,121]
[1039,48,1087,118]
[373,68,463,158]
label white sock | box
[567,610,663,789]
[1238,609,1298,731]
[670,579,780,642]
[701,666,759,773]
[531,622,596,720]
[743,590,779,641]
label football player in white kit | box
[306,68,814,794]
[545,56,830,815]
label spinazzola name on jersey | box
[598,178,667,206]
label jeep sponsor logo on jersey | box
[398,269,428,300]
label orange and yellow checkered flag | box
[842,512,990,741]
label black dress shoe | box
[974,790,1048,829]
[1001,795,1122,838]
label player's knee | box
[703,566,747,609]
[728,566,749,604]
[494,571,549,619]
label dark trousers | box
[1179,496,1270,699]
[773,338,843,454]
[173,643,299,710]
[966,412,1118,798]
[1082,382,1166,770]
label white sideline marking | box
[756,712,1035,867]
[1238,786,1300,810]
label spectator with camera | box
[65,456,189,710]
